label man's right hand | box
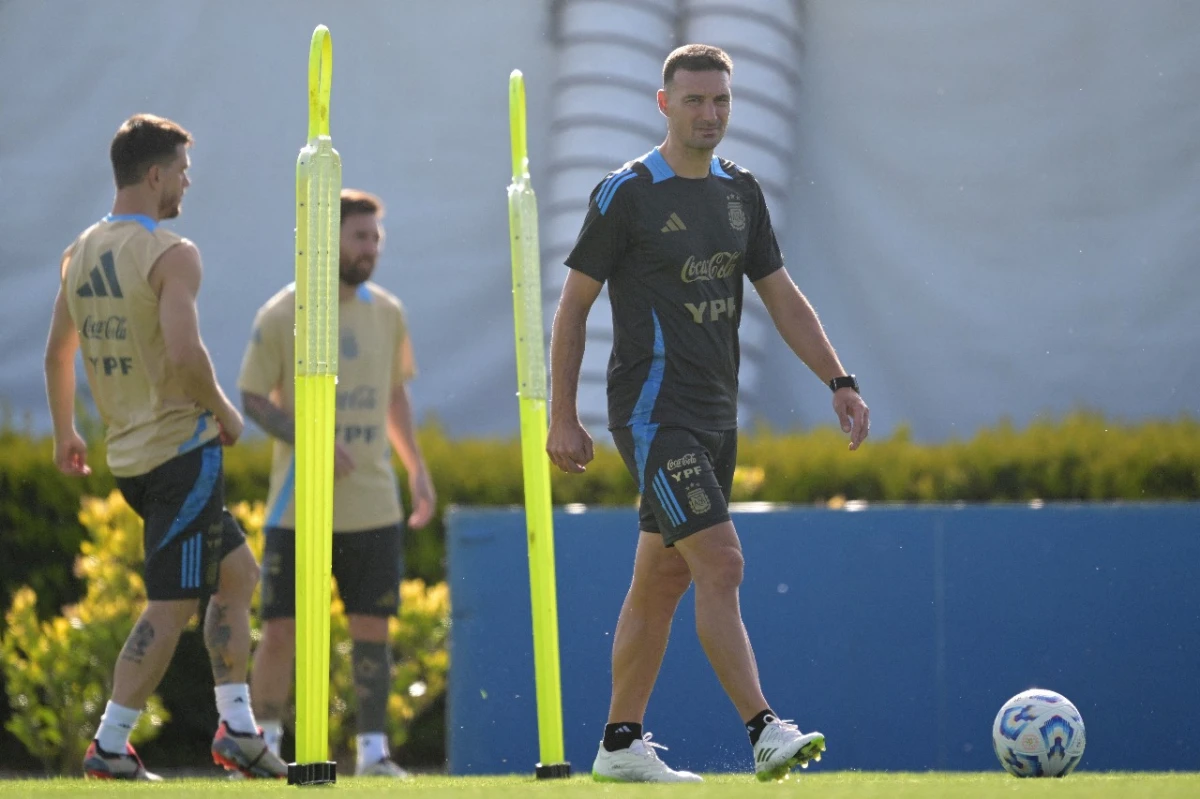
[546,417,594,474]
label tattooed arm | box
[241,391,294,446]
[241,389,355,478]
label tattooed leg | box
[111,599,196,708]
[204,544,258,685]
[251,618,296,721]
[351,640,391,734]
[204,600,237,682]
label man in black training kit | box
[547,44,871,783]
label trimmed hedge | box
[4,413,1199,619]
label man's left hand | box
[833,389,870,451]
[407,469,436,529]
[53,430,92,476]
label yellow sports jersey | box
[238,282,417,532]
[62,215,219,477]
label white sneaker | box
[592,733,703,783]
[356,758,411,778]
[753,716,826,782]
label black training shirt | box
[565,147,784,431]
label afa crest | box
[686,484,711,515]
[726,193,746,231]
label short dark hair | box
[340,188,385,222]
[663,44,733,87]
[109,114,192,189]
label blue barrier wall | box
[446,504,1199,774]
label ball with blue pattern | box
[992,688,1086,777]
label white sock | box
[356,732,389,767]
[260,720,284,757]
[96,701,140,753]
[215,683,258,735]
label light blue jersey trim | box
[266,456,295,529]
[180,534,202,589]
[177,412,213,454]
[157,445,221,552]
[652,469,686,526]
[628,310,666,493]
[597,168,636,215]
[642,148,675,183]
[104,213,158,232]
[709,156,733,179]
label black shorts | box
[611,425,737,546]
[259,525,404,620]
[115,441,247,601]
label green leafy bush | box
[1,492,448,771]
[0,493,168,774]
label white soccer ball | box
[992,688,1086,777]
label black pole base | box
[535,761,572,779]
[287,761,337,786]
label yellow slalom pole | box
[291,23,341,786]
[507,69,570,779]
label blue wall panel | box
[446,504,1199,774]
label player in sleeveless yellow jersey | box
[43,114,287,780]
[238,189,436,777]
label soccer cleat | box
[753,716,826,782]
[592,732,703,783]
[83,740,162,781]
[355,757,411,778]
[211,721,288,778]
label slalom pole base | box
[535,761,572,780]
[288,761,337,786]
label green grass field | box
[1,773,1198,798]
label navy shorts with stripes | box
[611,425,737,546]
[116,440,246,601]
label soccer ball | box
[992,688,1086,777]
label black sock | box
[745,709,775,746]
[603,722,643,752]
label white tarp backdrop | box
[1,0,1196,443]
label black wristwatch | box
[828,374,859,393]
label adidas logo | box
[660,212,687,233]
[756,747,777,763]
[76,251,123,298]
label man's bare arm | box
[241,390,294,445]
[753,267,848,383]
[549,270,604,425]
[754,267,870,449]
[152,242,241,436]
[387,382,436,528]
[385,384,425,477]
[546,269,604,472]
[44,286,80,440]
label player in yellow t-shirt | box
[238,189,435,777]
[44,114,287,781]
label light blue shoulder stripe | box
[597,168,636,215]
